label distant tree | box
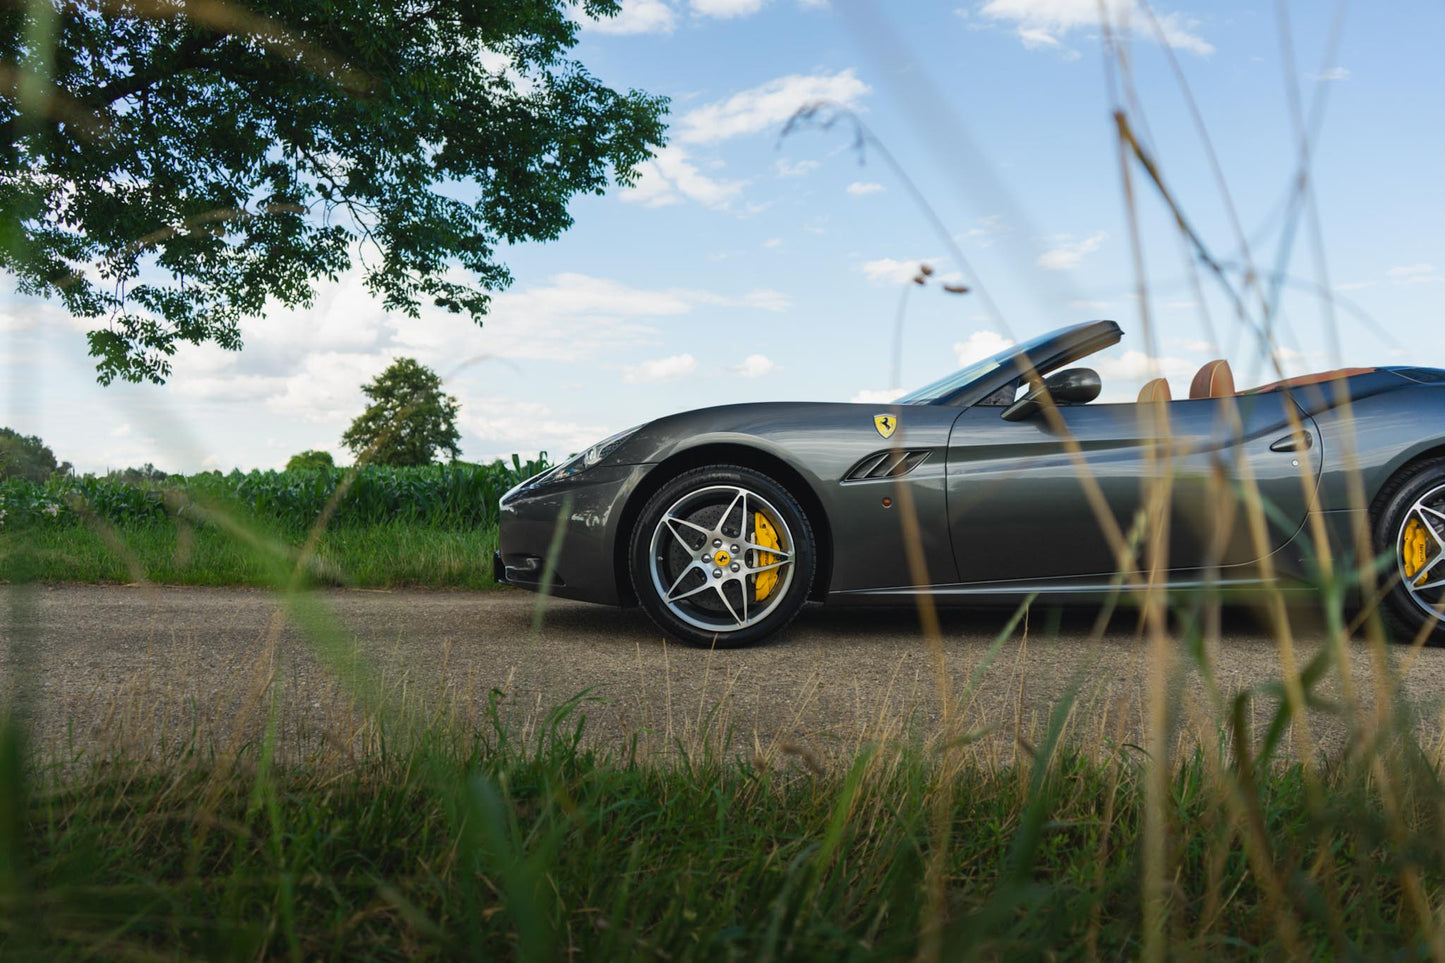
[0,428,68,482]
[342,359,461,467]
[109,463,168,483]
[286,450,336,471]
[0,1,666,385]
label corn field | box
[0,456,550,532]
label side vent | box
[844,449,931,481]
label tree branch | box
[82,31,225,109]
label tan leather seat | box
[1189,359,1235,399]
[1137,378,1172,404]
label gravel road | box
[3,585,1443,764]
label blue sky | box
[4,0,1443,473]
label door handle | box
[1269,432,1314,452]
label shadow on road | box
[528,591,1322,649]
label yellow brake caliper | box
[1404,516,1432,585]
[753,512,781,601]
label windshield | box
[893,326,1065,405]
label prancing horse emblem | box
[874,414,897,439]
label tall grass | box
[0,521,500,588]
[5,679,1445,959]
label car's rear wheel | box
[629,465,815,648]
[1374,457,1445,644]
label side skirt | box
[825,576,1318,607]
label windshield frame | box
[894,320,1123,407]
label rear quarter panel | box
[1304,375,1445,511]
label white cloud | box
[977,0,1214,57]
[1092,350,1196,382]
[850,388,902,404]
[1018,26,1063,48]
[686,288,791,311]
[386,274,786,370]
[388,274,687,366]
[622,146,746,209]
[734,354,776,377]
[1037,232,1107,271]
[0,307,34,333]
[459,397,611,460]
[624,353,698,384]
[1388,264,1439,285]
[958,214,1005,247]
[1310,67,1350,82]
[109,422,132,438]
[266,352,393,423]
[675,69,870,145]
[581,0,677,34]
[858,257,932,286]
[846,181,885,196]
[0,297,88,335]
[691,0,766,17]
[763,237,783,249]
[774,158,819,177]
[171,371,287,403]
[1068,299,1112,311]
[954,330,1015,366]
[1176,339,1217,353]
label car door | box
[945,392,1322,584]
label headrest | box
[1189,359,1235,399]
[1137,378,1172,404]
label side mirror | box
[1001,367,1102,422]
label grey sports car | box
[495,320,1445,647]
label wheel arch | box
[612,443,834,605]
[1372,442,1445,516]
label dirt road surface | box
[3,585,1443,763]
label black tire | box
[629,465,816,648]
[1373,457,1445,644]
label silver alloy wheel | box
[647,484,796,633]
[1397,482,1445,620]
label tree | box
[342,358,460,466]
[286,449,335,471]
[0,428,69,482]
[0,1,667,384]
[108,463,168,483]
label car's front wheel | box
[1375,457,1445,644]
[629,466,815,648]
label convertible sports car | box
[495,320,1445,647]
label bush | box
[285,450,336,471]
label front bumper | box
[496,463,652,606]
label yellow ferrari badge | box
[873,413,897,439]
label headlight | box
[553,426,640,479]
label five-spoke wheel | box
[630,466,815,648]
